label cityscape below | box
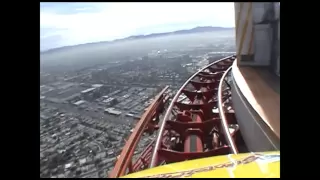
[40,29,236,178]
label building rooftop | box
[65,162,73,169]
[81,88,96,94]
[92,84,103,88]
[74,100,86,106]
[79,158,86,165]
[104,108,122,115]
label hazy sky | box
[40,2,235,51]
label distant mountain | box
[41,26,234,54]
[118,26,233,41]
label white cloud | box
[40,2,235,50]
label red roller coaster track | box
[109,55,246,178]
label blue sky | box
[40,2,235,51]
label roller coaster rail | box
[109,86,170,178]
[217,66,239,155]
[109,55,246,178]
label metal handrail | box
[217,67,238,154]
[149,55,235,168]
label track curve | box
[109,55,246,177]
[149,55,241,167]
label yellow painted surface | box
[122,151,280,178]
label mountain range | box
[117,26,233,41]
[41,26,234,54]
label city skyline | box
[40,2,235,51]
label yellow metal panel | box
[122,151,280,178]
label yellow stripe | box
[238,3,252,59]
[235,3,243,36]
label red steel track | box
[109,55,246,178]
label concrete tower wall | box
[235,2,279,68]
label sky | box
[40,2,235,51]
